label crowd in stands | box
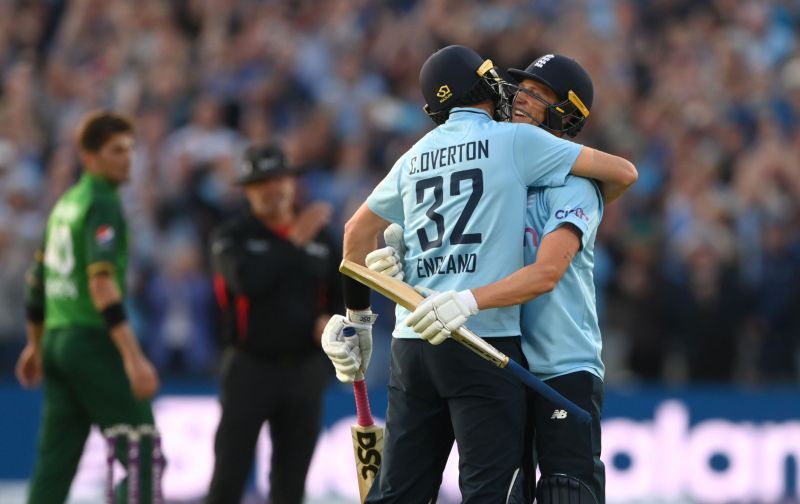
[0,0,798,385]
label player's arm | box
[569,147,637,203]
[404,228,580,343]
[514,125,637,204]
[85,200,158,399]
[471,227,579,308]
[16,245,46,388]
[322,202,387,383]
[88,271,158,399]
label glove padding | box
[404,290,479,345]
[321,310,377,383]
[321,315,362,383]
[365,223,406,280]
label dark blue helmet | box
[508,54,593,137]
[419,45,511,125]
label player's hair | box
[76,111,134,152]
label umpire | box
[207,144,341,504]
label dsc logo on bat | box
[356,431,382,479]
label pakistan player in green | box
[15,111,161,503]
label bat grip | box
[353,380,374,427]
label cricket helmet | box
[508,54,593,137]
[419,45,512,125]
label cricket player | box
[15,111,160,504]
[399,55,630,503]
[322,45,636,503]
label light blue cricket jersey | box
[367,108,582,339]
[522,175,605,380]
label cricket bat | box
[343,327,383,502]
[340,259,592,425]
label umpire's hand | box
[288,202,332,247]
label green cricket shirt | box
[39,172,128,330]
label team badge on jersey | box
[95,225,115,246]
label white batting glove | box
[321,314,361,383]
[346,308,377,380]
[404,290,479,345]
[365,223,406,280]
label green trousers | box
[27,327,157,504]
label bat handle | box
[344,326,375,427]
[353,380,374,427]
[455,327,592,425]
[506,360,592,425]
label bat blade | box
[339,259,592,425]
[351,380,383,502]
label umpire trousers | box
[207,347,329,504]
[367,337,526,504]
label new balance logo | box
[551,409,568,420]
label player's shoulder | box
[510,122,558,141]
[85,190,122,218]
[548,176,602,206]
[563,175,600,192]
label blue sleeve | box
[513,124,582,188]
[542,177,602,250]
[366,155,405,224]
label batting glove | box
[365,223,406,280]
[404,290,479,345]
[346,308,377,380]
[321,314,361,383]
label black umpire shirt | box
[211,209,343,361]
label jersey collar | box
[82,172,117,193]
[447,107,493,122]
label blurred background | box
[0,0,798,503]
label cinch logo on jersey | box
[95,225,115,246]
[523,226,539,248]
[555,206,590,222]
[408,139,489,175]
[416,253,477,278]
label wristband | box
[347,308,379,325]
[25,304,44,324]
[100,302,127,329]
[457,289,480,315]
[342,275,371,311]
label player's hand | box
[124,355,160,400]
[15,343,43,388]
[288,202,333,247]
[366,224,406,279]
[321,310,378,383]
[346,308,377,379]
[366,248,403,280]
[404,290,479,345]
[322,314,363,383]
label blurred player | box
[321,45,635,502]
[15,110,160,503]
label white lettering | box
[66,397,799,502]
